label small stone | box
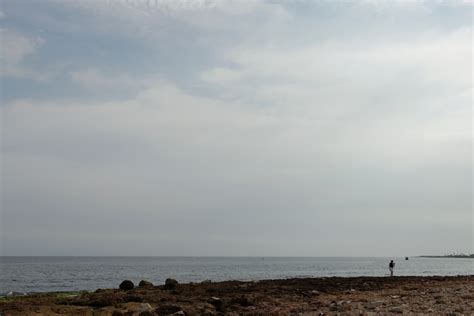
[389,307,403,313]
[201,309,216,316]
[155,304,183,315]
[119,280,134,290]
[342,304,352,311]
[208,296,223,310]
[328,303,339,312]
[139,303,153,312]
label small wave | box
[3,291,28,297]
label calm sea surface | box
[0,256,472,295]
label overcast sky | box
[0,0,472,256]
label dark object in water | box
[405,257,409,260]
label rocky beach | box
[0,275,472,315]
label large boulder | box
[164,278,178,290]
[119,280,135,290]
[138,280,154,287]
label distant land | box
[420,254,474,259]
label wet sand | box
[0,275,473,315]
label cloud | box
[70,68,152,91]
[1,0,472,255]
[3,75,471,255]
[0,29,49,81]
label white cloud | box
[0,28,48,81]
[70,68,152,91]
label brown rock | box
[389,307,403,313]
[155,304,183,315]
[139,280,154,287]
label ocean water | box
[0,256,472,295]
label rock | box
[328,302,340,312]
[363,301,383,310]
[139,303,153,312]
[341,303,352,312]
[230,296,254,307]
[208,297,224,311]
[389,307,403,313]
[119,280,134,290]
[201,309,216,316]
[454,307,464,313]
[155,304,183,315]
[172,311,186,316]
[164,278,178,290]
[139,280,154,287]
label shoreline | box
[1,275,473,315]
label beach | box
[1,275,472,315]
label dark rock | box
[164,278,178,290]
[155,304,182,315]
[389,307,403,313]
[124,294,143,302]
[139,280,154,287]
[208,297,224,311]
[200,309,216,316]
[119,280,135,290]
[328,303,339,312]
[230,296,254,307]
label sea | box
[0,256,472,295]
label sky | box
[0,0,472,256]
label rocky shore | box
[0,275,472,315]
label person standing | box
[389,260,395,277]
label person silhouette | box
[389,260,395,277]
